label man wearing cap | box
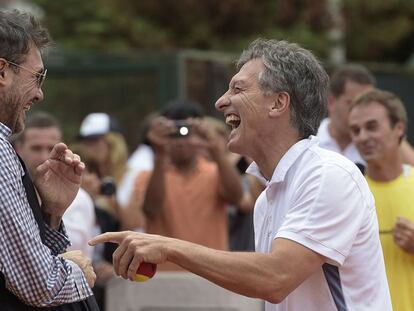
[77,112,126,183]
[77,113,142,231]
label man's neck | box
[366,155,403,182]
[252,130,301,181]
[328,122,351,151]
[173,157,198,175]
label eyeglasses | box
[6,60,47,88]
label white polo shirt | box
[247,136,391,311]
[317,118,365,165]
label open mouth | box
[225,114,241,130]
[23,103,32,112]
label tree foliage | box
[32,0,414,62]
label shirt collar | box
[0,122,12,139]
[317,118,334,146]
[246,136,319,185]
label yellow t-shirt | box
[367,166,414,311]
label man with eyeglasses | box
[0,9,100,311]
[6,60,47,88]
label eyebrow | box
[229,79,246,89]
[350,118,378,127]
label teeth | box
[225,114,241,129]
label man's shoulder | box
[304,143,360,172]
[293,144,366,191]
[0,139,22,178]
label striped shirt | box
[0,122,93,307]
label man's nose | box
[357,129,369,142]
[34,87,44,102]
[39,149,50,163]
[215,92,230,112]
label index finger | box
[88,231,128,246]
[49,142,68,160]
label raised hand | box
[189,119,225,160]
[147,117,176,154]
[33,143,85,217]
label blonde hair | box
[105,132,128,184]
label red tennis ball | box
[133,262,157,282]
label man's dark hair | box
[330,64,376,97]
[17,112,61,143]
[0,9,51,65]
[161,99,204,120]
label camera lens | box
[100,176,116,196]
[178,126,189,136]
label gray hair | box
[0,9,51,65]
[237,39,329,139]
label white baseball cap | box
[78,112,120,139]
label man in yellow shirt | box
[349,88,414,311]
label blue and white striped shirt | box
[0,122,93,307]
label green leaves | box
[32,0,414,62]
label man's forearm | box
[212,150,243,204]
[165,238,282,302]
[142,153,168,219]
[165,237,324,304]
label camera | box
[100,176,117,196]
[170,120,191,138]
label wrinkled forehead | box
[230,59,264,87]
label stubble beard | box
[2,84,25,134]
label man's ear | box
[269,91,290,118]
[0,59,9,87]
[395,121,405,138]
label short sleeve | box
[275,163,370,266]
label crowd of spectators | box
[15,61,414,309]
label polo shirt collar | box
[246,136,319,185]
